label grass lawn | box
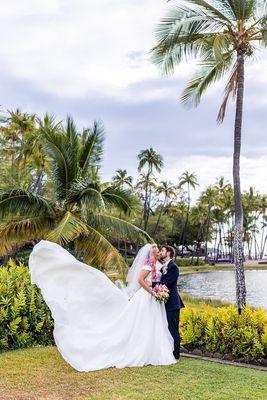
[0,347,266,400]
[180,292,231,309]
[179,263,267,275]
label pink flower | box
[152,284,170,303]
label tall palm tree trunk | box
[233,50,246,314]
[261,235,267,259]
[33,164,45,194]
[141,183,149,230]
[260,221,265,259]
[204,204,211,263]
[153,197,166,235]
[145,185,152,231]
[181,183,190,256]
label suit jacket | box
[160,260,185,311]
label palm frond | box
[66,178,106,211]
[46,211,89,245]
[152,3,230,74]
[66,116,79,153]
[253,7,267,45]
[186,0,232,23]
[261,28,267,45]
[220,0,252,20]
[0,189,54,218]
[79,121,105,176]
[75,228,128,276]
[0,216,53,256]
[40,123,78,201]
[212,32,236,61]
[86,212,151,242]
[181,50,234,105]
[101,185,139,215]
[217,61,238,122]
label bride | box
[29,240,176,371]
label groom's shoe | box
[175,357,180,363]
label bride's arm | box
[138,270,153,295]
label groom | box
[159,245,185,361]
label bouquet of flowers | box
[152,284,170,303]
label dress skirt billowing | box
[29,240,176,371]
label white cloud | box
[0,0,170,96]
[0,0,195,98]
[159,154,267,200]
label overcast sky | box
[1,0,267,197]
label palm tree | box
[135,172,157,228]
[153,180,177,235]
[152,0,267,312]
[137,148,163,230]
[190,203,207,262]
[243,187,261,259]
[178,171,198,255]
[214,177,232,258]
[199,186,217,262]
[112,169,134,253]
[112,169,133,188]
[0,109,36,187]
[138,148,164,174]
[259,195,267,259]
[0,116,150,276]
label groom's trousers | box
[166,309,180,359]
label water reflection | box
[179,270,267,310]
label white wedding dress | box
[29,240,176,371]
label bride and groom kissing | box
[29,241,185,371]
[138,244,185,361]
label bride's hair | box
[145,244,158,281]
[125,243,158,297]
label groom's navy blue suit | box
[160,260,185,359]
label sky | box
[1,0,267,198]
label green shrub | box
[0,260,54,351]
[181,305,267,361]
[127,258,134,267]
[175,257,205,267]
[14,248,31,266]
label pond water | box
[179,270,267,310]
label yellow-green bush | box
[0,260,54,351]
[181,305,267,360]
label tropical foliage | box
[0,260,53,350]
[0,113,149,275]
[0,110,266,270]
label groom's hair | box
[162,245,175,259]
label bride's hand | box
[146,279,152,287]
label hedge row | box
[180,305,267,361]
